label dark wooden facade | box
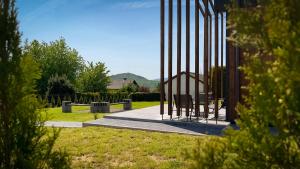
[160,0,243,122]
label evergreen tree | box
[79,96,83,104]
[74,94,78,103]
[51,96,56,108]
[0,0,70,168]
[67,95,72,102]
[57,96,62,107]
[187,0,300,168]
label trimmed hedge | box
[41,92,162,107]
[130,92,161,101]
[42,92,130,106]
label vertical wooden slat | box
[195,0,200,120]
[168,0,173,118]
[160,0,165,117]
[176,0,181,117]
[186,0,190,118]
[220,12,224,98]
[204,0,209,119]
[209,14,212,92]
[214,12,219,124]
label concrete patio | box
[84,105,231,136]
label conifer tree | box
[79,96,83,104]
[57,96,62,107]
[0,0,70,168]
[74,94,78,103]
[51,95,56,108]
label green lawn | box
[42,106,104,122]
[43,101,161,122]
[111,101,161,109]
[55,127,199,169]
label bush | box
[47,74,75,98]
[74,92,129,104]
[130,92,161,101]
[186,1,300,168]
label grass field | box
[43,101,161,122]
[55,127,200,169]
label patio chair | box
[208,99,224,114]
[173,94,194,120]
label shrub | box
[187,1,300,168]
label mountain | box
[110,73,159,89]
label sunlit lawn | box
[55,127,199,169]
[43,101,161,122]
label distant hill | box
[110,73,159,89]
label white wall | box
[164,74,204,101]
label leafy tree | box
[187,0,300,168]
[76,62,110,93]
[0,0,70,168]
[24,38,85,95]
[46,74,75,98]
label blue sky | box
[17,0,225,79]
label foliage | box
[57,96,62,107]
[24,38,85,95]
[187,0,300,168]
[47,74,75,98]
[120,83,139,93]
[76,62,110,93]
[130,92,161,101]
[51,95,56,108]
[74,92,129,104]
[0,1,70,168]
[74,94,78,103]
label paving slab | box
[104,105,228,125]
[83,105,231,136]
[84,118,230,136]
